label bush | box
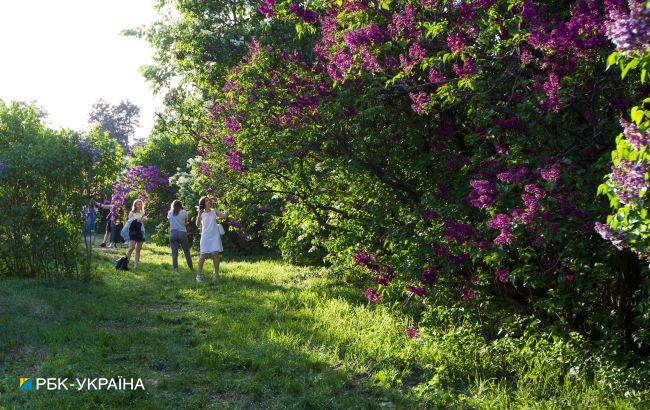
[0,102,120,279]
[183,0,649,353]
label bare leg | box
[196,253,207,282]
[134,242,143,268]
[101,230,110,246]
[126,241,136,261]
[212,252,220,279]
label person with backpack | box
[116,199,148,271]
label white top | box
[199,210,223,254]
[167,209,187,232]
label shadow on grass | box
[0,255,419,408]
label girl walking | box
[97,200,115,248]
[168,200,193,273]
[122,199,148,269]
[111,205,126,249]
[195,197,226,283]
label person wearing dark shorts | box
[124,199,147,269]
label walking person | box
[120,199,148,270]
[97,200,115,248]
[195,197,226,283]
[82,200,99,241]
[111,205,126,249]
[168,200,193,273]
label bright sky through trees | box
[0,0,159,140]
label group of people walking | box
[90,197,226,283]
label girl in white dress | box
[195,197,227,282]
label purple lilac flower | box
[541,73,561,112]
[461,288,476,301]
[610,159,648,204]
[422,267,436,285]
[225,117,242,134]
[447,32,465,53]
[487,214,512,230]
[487,214,514,245]
[443,221,478,243]
[621,118,650,151]
[406,327,420,339]
[421,209,438,223]
[353,251,377,267]
[468,179,496,209]
[408,286,427,298]
[540,164,561,183]
[408,42,426,64]
[226,150,244,172]
[497,164,528,184]
[77,138,100,163]
[495,268,510,283]
[364,288,383,302]
[409,92,430,115]
[594,222,626,250]
[288,3,319,23]
[343,23,383,50]
[428,68,446,83]
[388,4,418,40]
[605,0,650,56]
[258,0,275,17]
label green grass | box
[0,242,647,409]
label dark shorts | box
[129,234,145,243]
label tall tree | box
[88,99,141,151]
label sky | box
[0,0,161,140]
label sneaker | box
[99,243,106,248]
[195,275,204,283]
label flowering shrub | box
[112,164,172,244]
[0,102,120,279]
[143,0,649,353]
[597,1,649,260]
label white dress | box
[200,210,223,254]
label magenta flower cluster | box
[364,287,383,302]
[605,0,650,56]
[258,0,275,17]
[621,118,649,151]
[610,159,648,204]
[289,3,319,23]
[594,222,626,250]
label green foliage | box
[598,50,650,260]
[0,102,120,279]
[0,244,647,407]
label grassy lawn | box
[0,242,647,408]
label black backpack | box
[115,256,129,271]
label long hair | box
[198,197,208,210]
[131,199,144,214]
[171,200,183,216]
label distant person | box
[120,199,148,270]
[168,200,193,273]
[195,197,226,283]
[97,200,115,248]
[111,205,126,249]
[82,200,99,241]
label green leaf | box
[631,106,644,125]
[621,58,640,79]
[606,52,619,69]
